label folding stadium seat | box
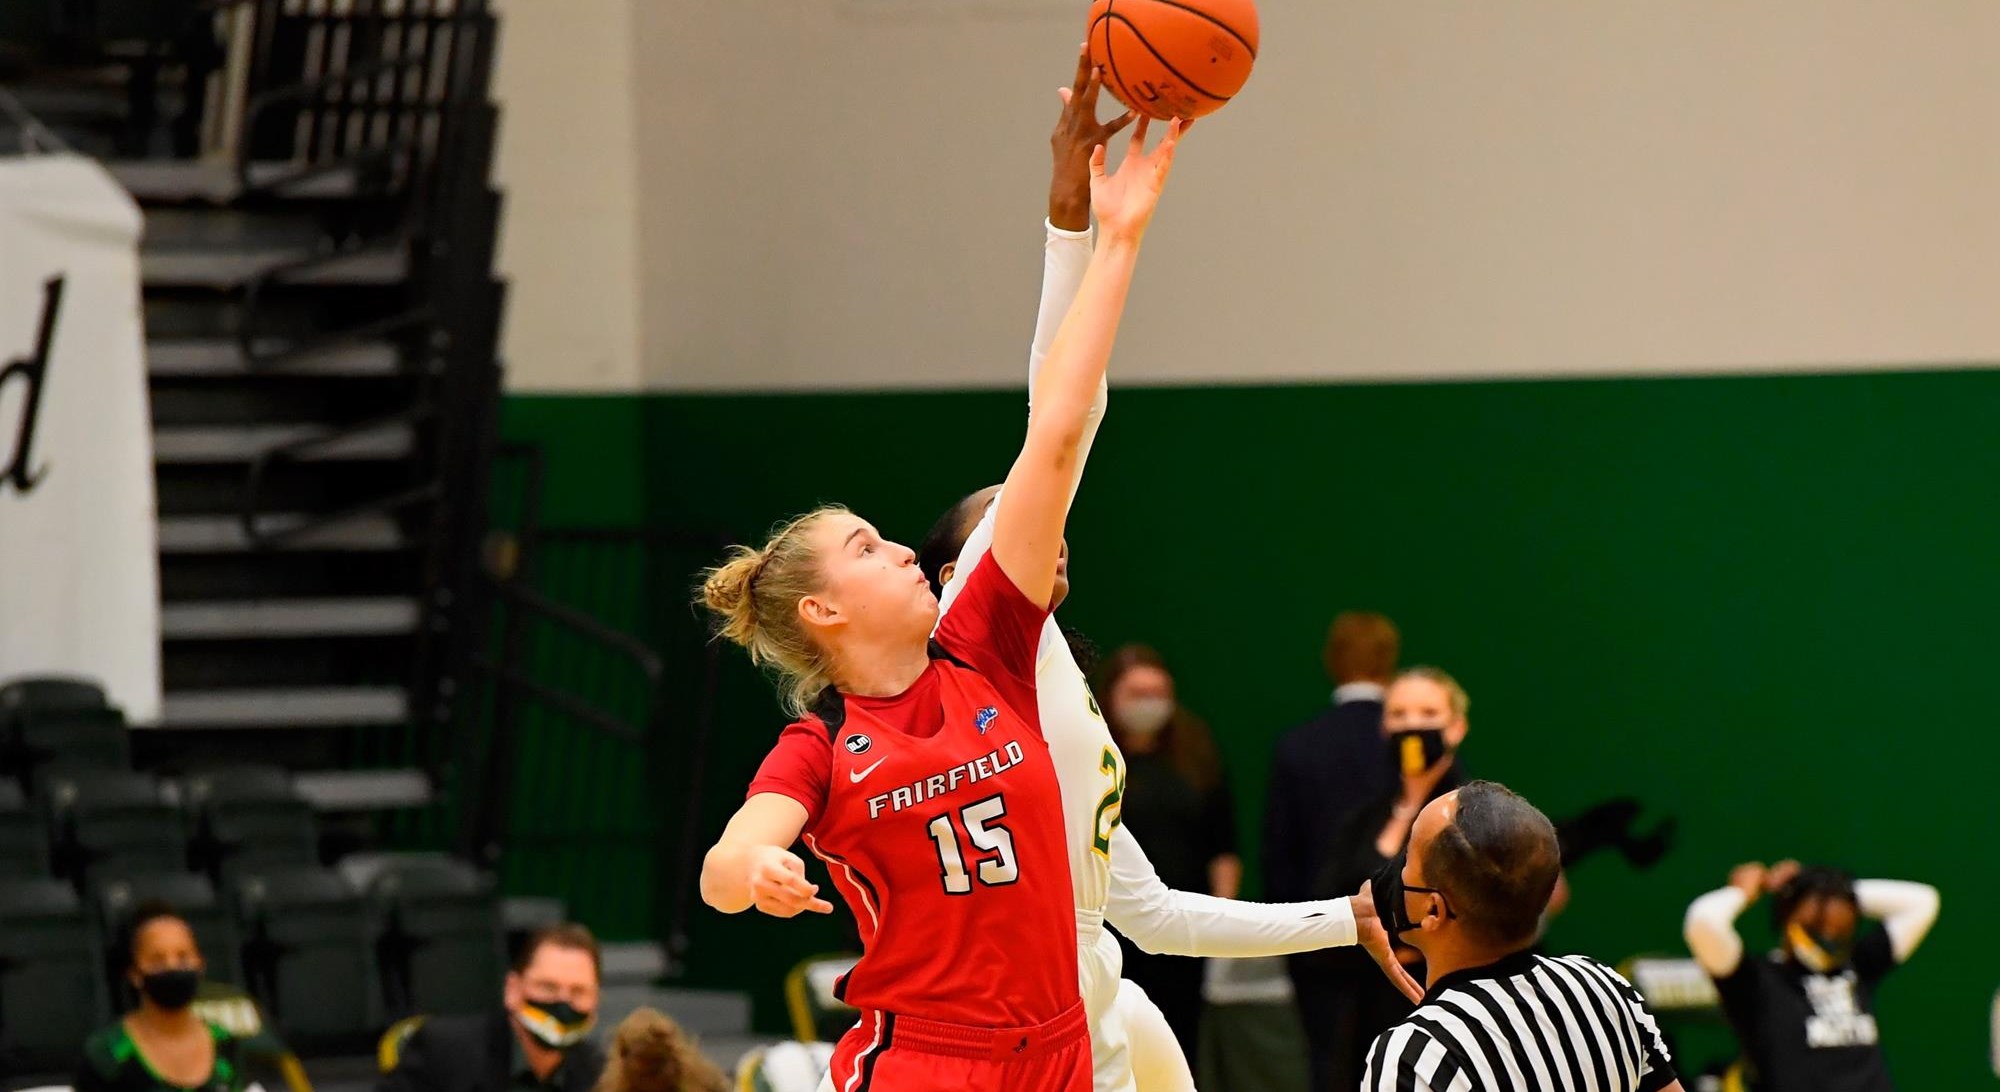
[784,953,861,1042]
[233,865,381,1053]
[182,766,320,883]
[0,677,108,728]
[0,779,51,877]
[94,870,245,1001]
[0,877,110,1074]
[38,767,189,882]
[0,676,127,776]
[13,705,131,773]
[344,853,503,1019]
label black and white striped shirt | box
[1364,951,1680,1092]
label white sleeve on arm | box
[1029,220,1105,498]
[1103,824,1357,957]
[938,221,1095,620]
[1856,879,1940,963]
[1683,886,1749,978]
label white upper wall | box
[491,0,643,392]
[600,1,1998,391]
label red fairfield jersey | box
[748,556,1080,1027]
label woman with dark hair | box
[75,902,247,1092]
[1094,644,1240,1061]
[1684,859,1938,1092]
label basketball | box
[1088,0,1260,120]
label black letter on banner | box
[0,276,65,497]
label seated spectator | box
[1304,665,1470,1091]
[1684,860,1939,1092]
[75,902,248,1092]
[1096,644,1240,1063]
[594,1007,727,1092]
[379,923,607,1092]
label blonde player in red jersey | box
[699,113,1188,1092]
[911,47,1422,1092]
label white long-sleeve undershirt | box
[1106,824,1358,956]
[1683,879,1940,978]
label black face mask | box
[139,968,201,1010]
[517,998,596,1050]
[1386,728,1450,777]
[1371,848,1453,935]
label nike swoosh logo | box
[849,758,888,783]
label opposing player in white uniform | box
[921,48,1422,1092]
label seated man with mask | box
[1684,860,1939,1092]
[379,923,607,1092]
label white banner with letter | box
[0,153,160,722]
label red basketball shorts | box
[827,1001,1091,1092]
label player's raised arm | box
[1033,47,1134,493]
[991,116,1185,608]
[932,50,1134,617]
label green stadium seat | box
[346,854,502,1020]
[233,865,381,1053]
[37,767,187,882]
[344,848,500,1020]
[0,877,110,1073]
[0,779,50,877]
[783,952,860,1042]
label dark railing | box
[208,2,505,777]
[462,445,728,968]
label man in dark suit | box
[1263,611,1399,1091]
[379,923,607,1092]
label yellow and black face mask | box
[517,999,596,1050]
[1388,728,1449,777]
[1785,922,1853,974]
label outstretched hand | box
[1089,114,1188,245]
[1051,43,1137,229]
[1353,883,1426,1004]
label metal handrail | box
[238,403,437,549]
[0,88,72,156]
[234,48,438,196]
[235,263,433,373]
[484,579,666,692]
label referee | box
[1361,781,1683,1092]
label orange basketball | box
[1087,0,1260,120]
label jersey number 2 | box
[926,795,1019,895]
[1091,747,1125,859]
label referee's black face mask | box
[1372,848,1451,935]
